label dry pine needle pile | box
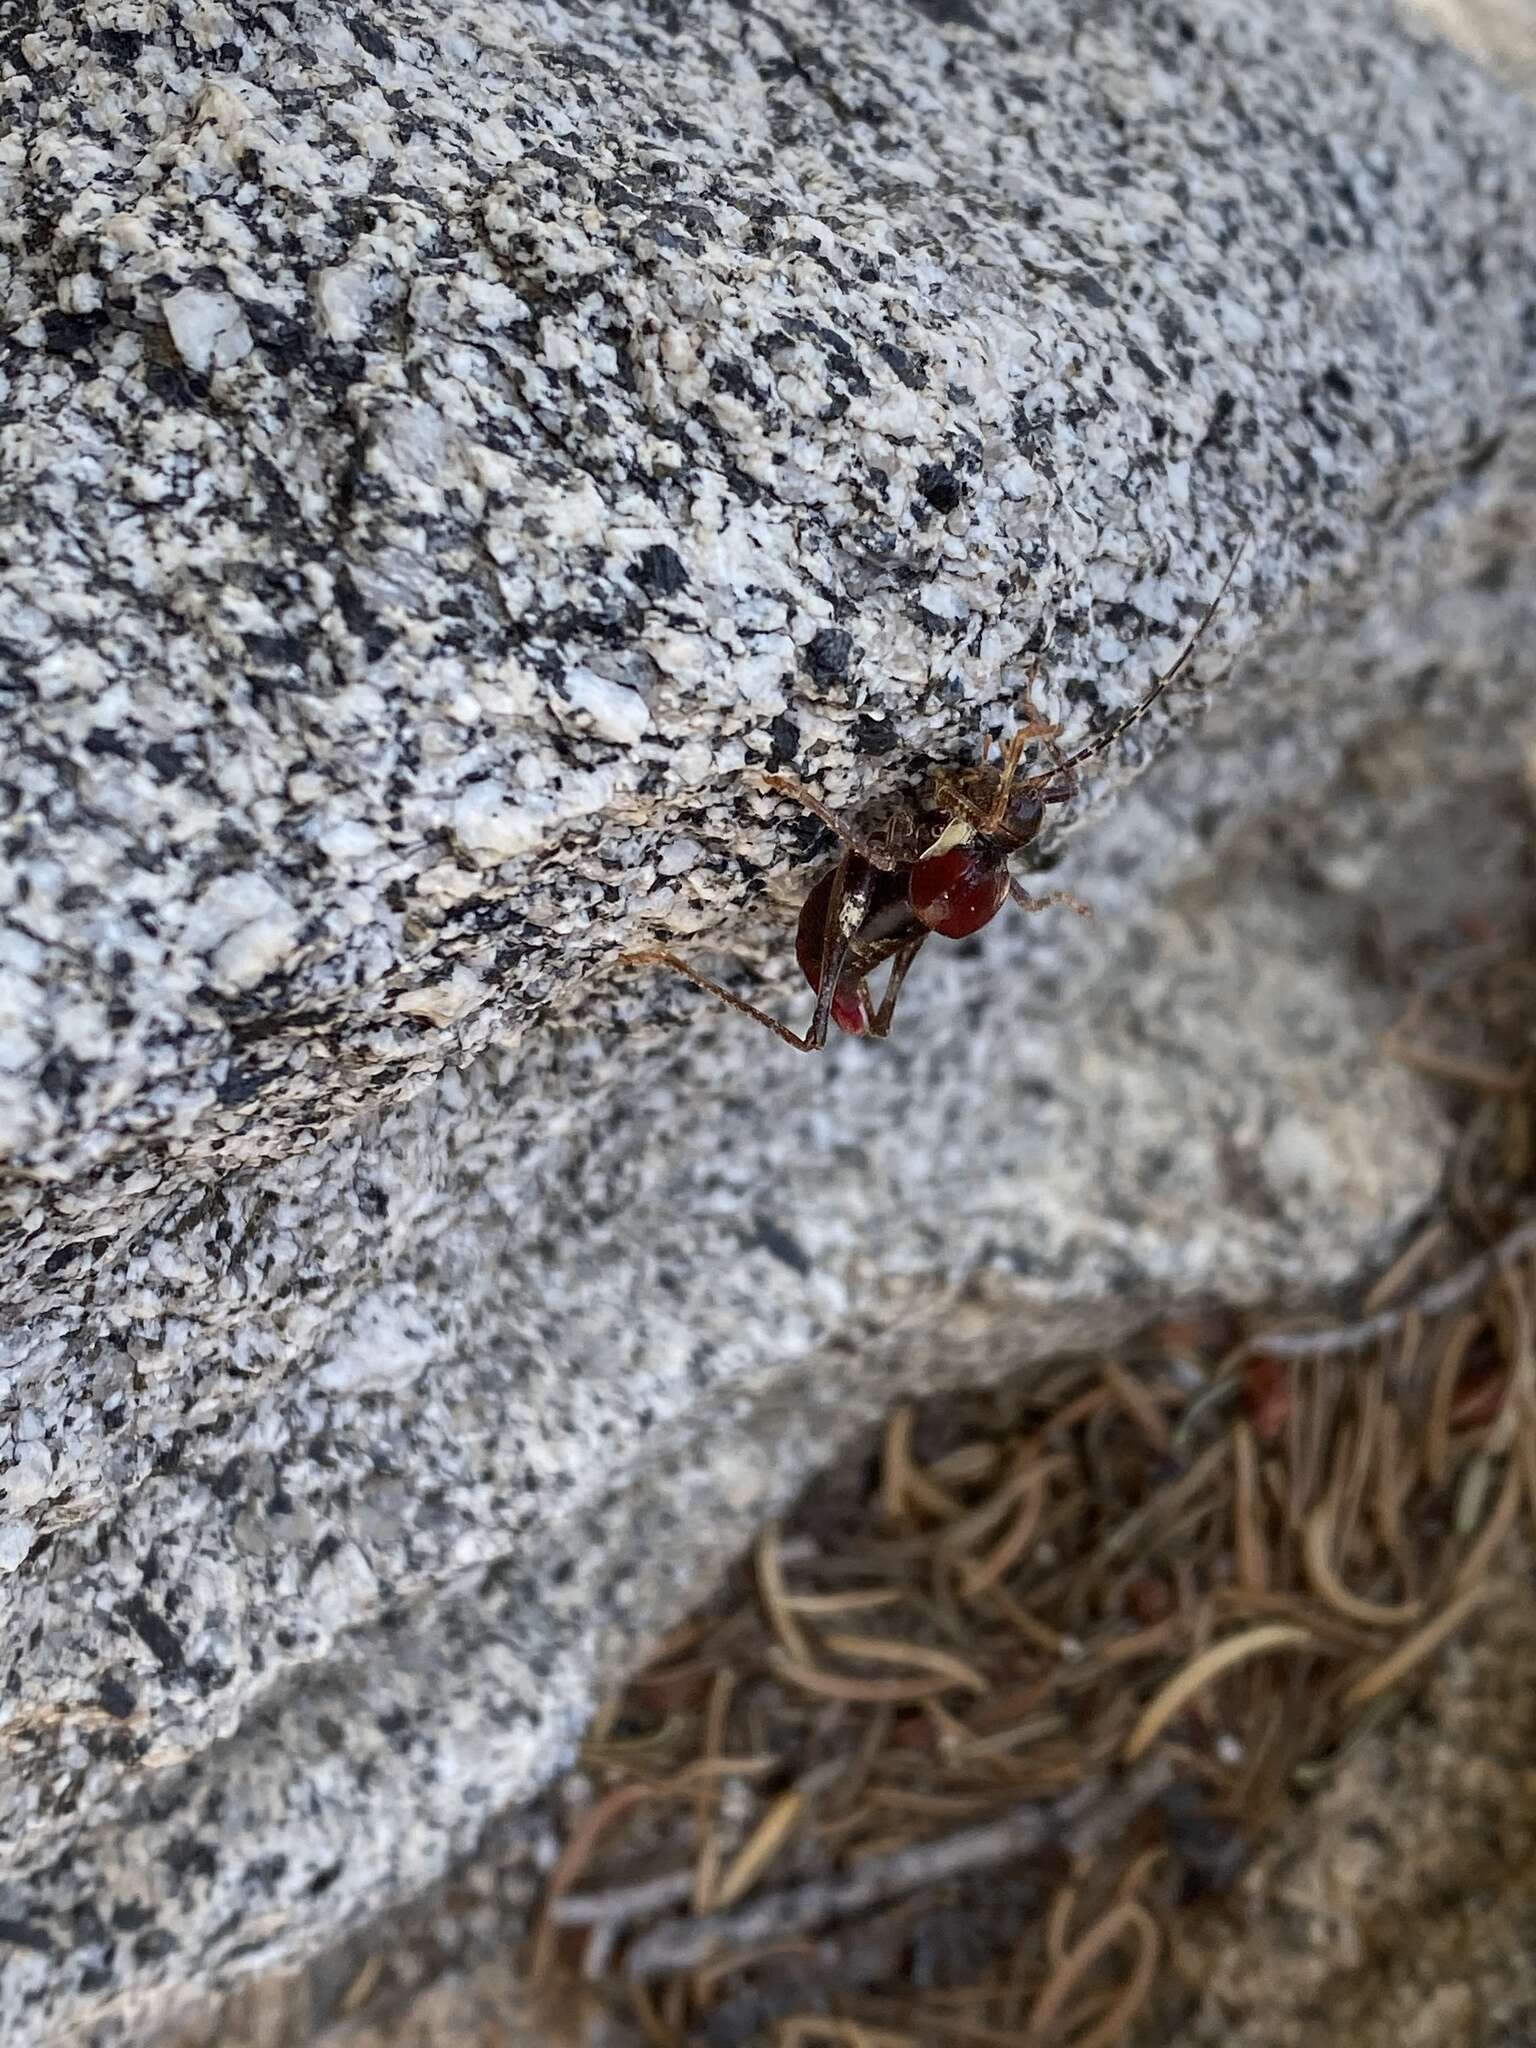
[532,932,1536,2048]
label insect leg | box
[619,950,824,1050]
[1012,662,1078,807]
[1056,530,1250,774]
[1008,879,1094,919]
[760,775,906,870]
[980,716,1062,830]
[805,850,877,1046]
[863,936,929,1039]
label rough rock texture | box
[1416,0,1536,93]
[156,1576,1536,2048]
[3,0,1536,2040]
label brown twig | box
[622,1764,1172,1979]
[1250,1212,1536,1362]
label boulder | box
[2,0,1534,2039]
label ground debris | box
[533,924,1536,2047]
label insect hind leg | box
[620,949,825,1051]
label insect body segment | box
[624,538,1247,1052]
[795,859,920,1038]
[907,843,1012,939]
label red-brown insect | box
[626,540,1247,1051]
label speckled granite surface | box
[3,0,1535,2041]
[5,0,1534,1201]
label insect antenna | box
[1056,530,1250,774]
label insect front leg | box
[983,718,1063,825]
[760,774,908,871]
[1011,667,1078,809]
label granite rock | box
[2,0,1536,2040]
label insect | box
[624,538,1248,1051]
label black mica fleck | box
[0,1918,55,1956]
[767,713,799,765]
[877,340,927,389]
[853,714,899,753]
[122,1595,187,1675]
[916,463,963,513]
[162,1835,219,1880]
[751,1211,813,1276]
[1064,268,1115,308]
[629,543,689,597]
[1201,389,1239,450]
[97,1674,137,1719]
[91,24,146,63]
[40,308,107,356]
[804,627,854,686]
